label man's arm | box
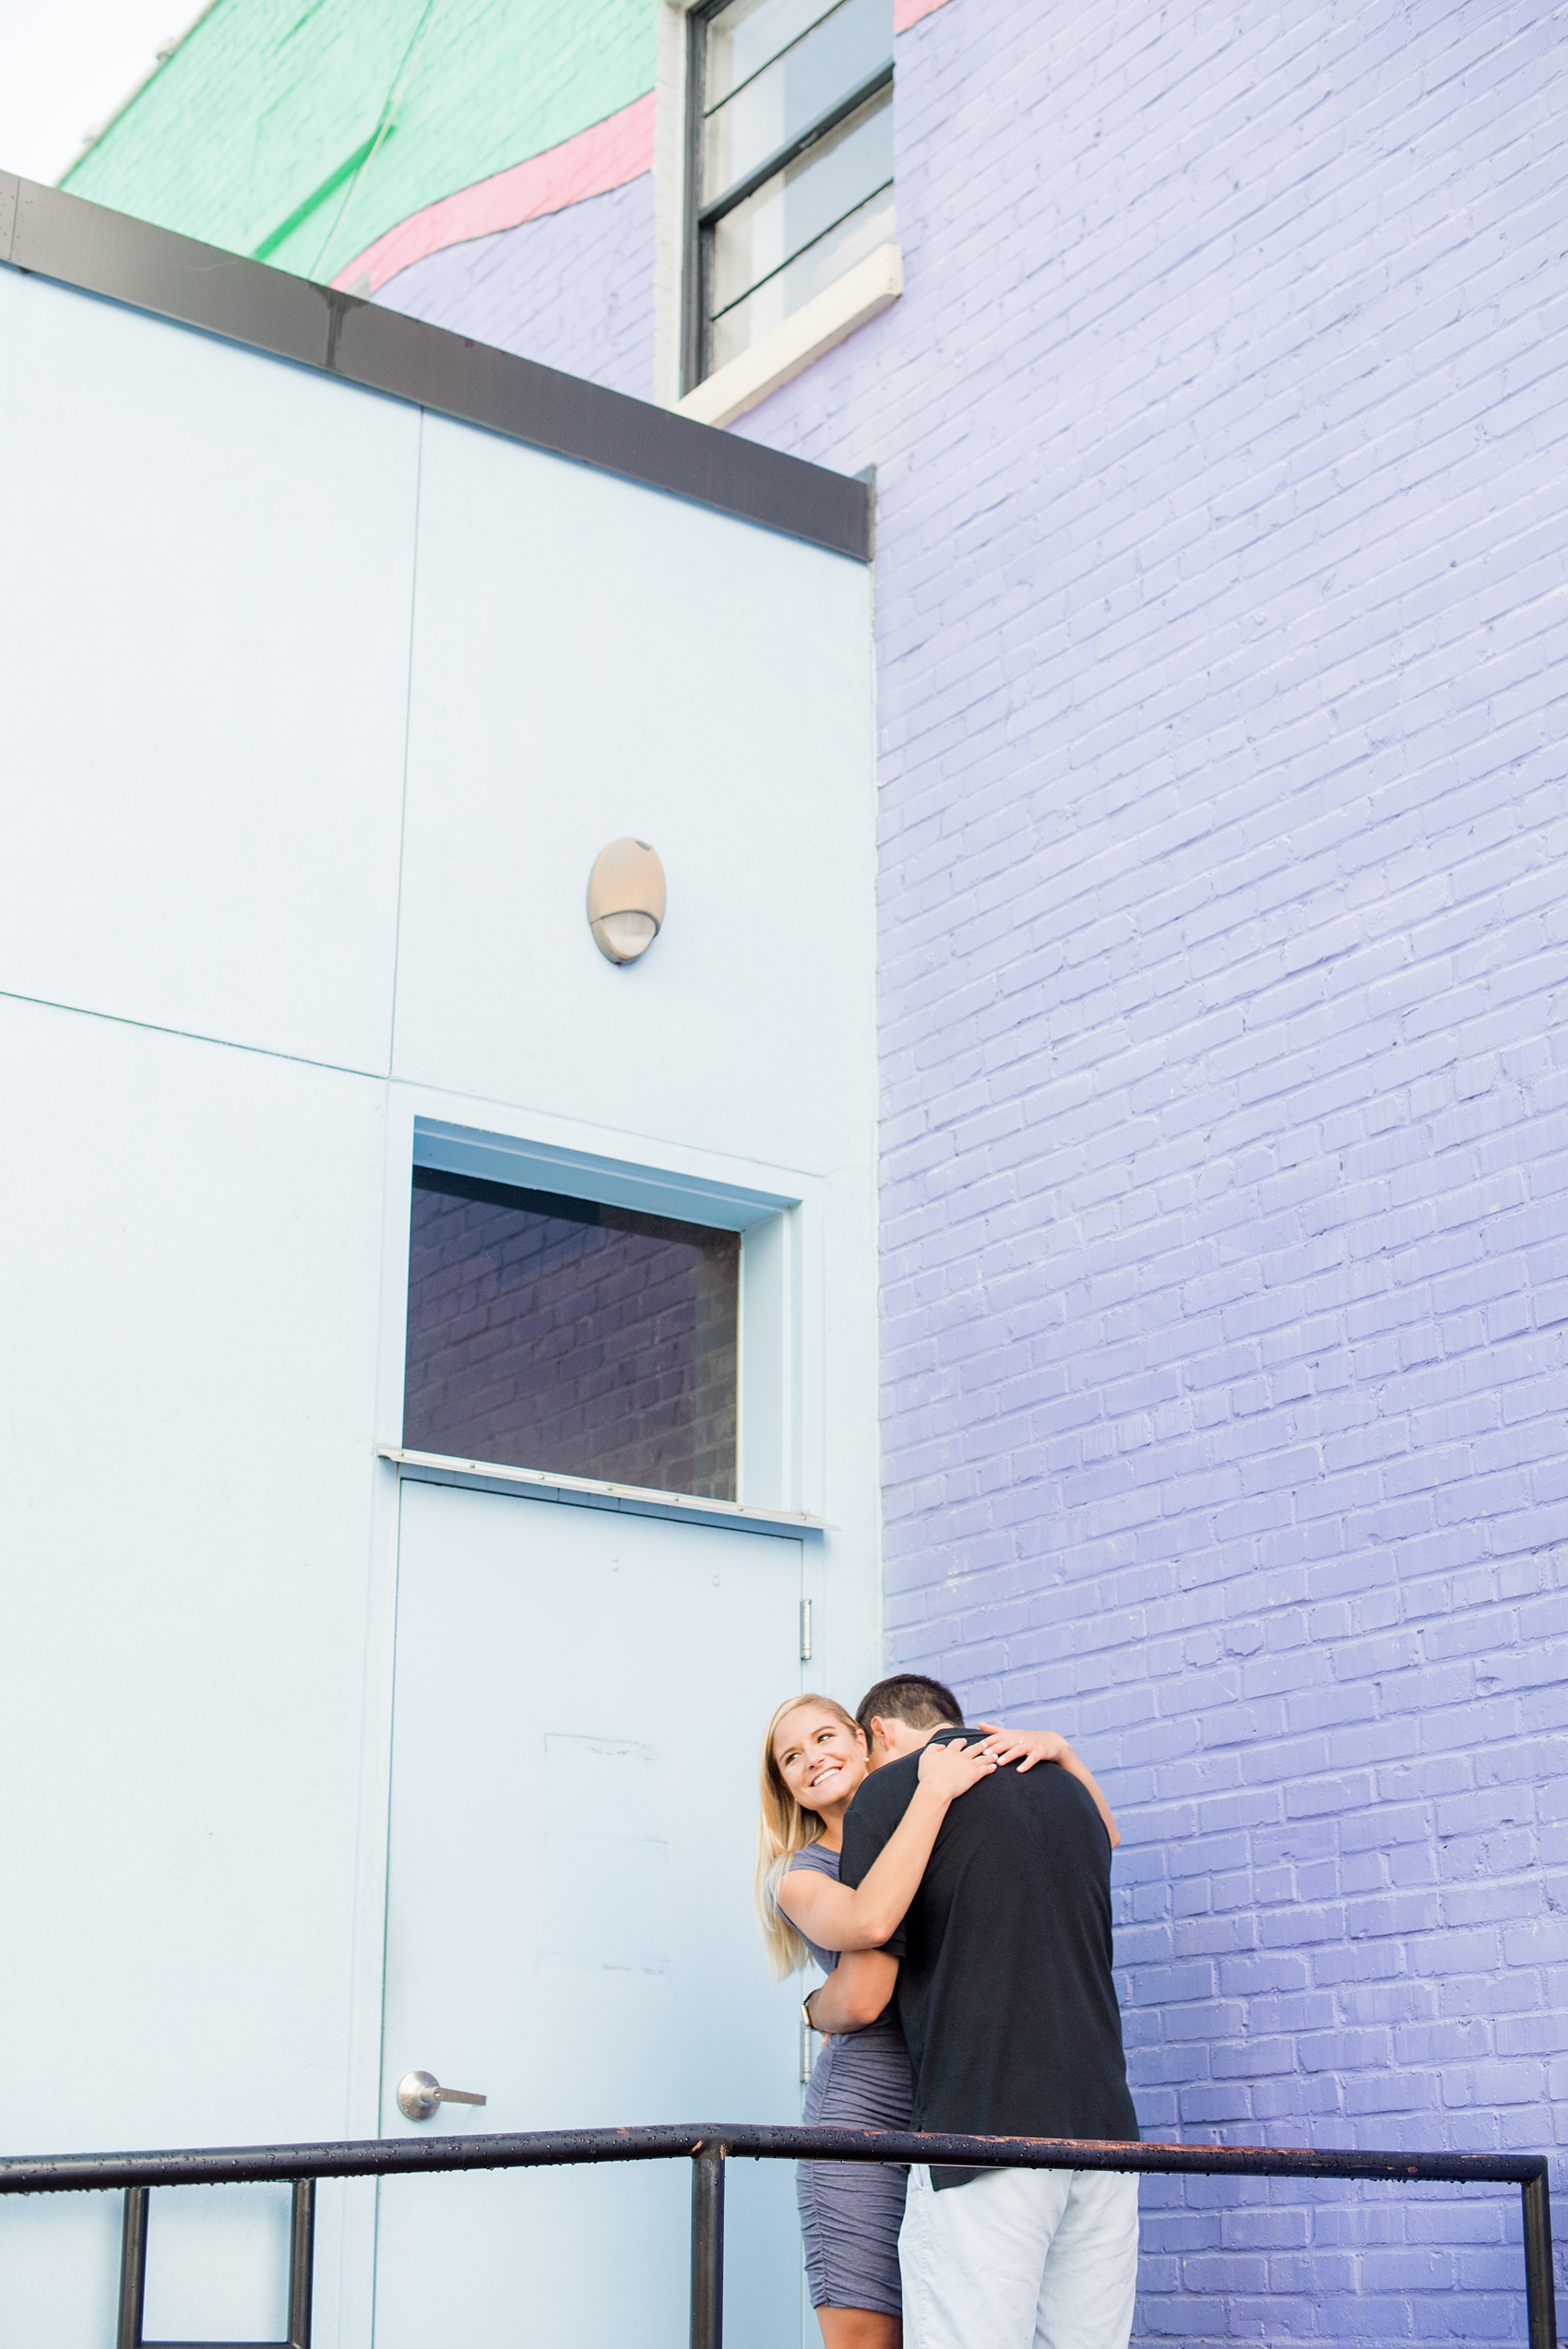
[777,1739,994,1950]
[837,1766,906,1890]
[805,1951,899,2034]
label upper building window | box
[685,0,894,388]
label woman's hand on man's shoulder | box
[973,1721,1070,1773]
[916,1735,998,1799]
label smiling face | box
[771,1702,870,1820]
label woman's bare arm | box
[974,1722,1121,1848]
[776,1738,996,1952]
[805,1951,899,2035]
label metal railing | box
[0,2122,1555,2349]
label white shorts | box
[898,2163,1139,2349]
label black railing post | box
[1522,2165,1557,2349]
[288,2177,316,2349]
[116,2186,148,2349]
[690,2140,726,2349]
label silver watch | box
[802,1990,818,2034]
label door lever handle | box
[397,2069,488,2121]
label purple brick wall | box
[432,0,1568,2329]
[725,0,1568,2338]
[374,173,655,397]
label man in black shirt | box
[837,1672,1139,2349]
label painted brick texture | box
[730,0,1568,2338]
[373,177,655,396]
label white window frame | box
[376,1105,819,1529]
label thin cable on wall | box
[310,0,445,283]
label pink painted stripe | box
[333,91,656,296]
[895,0,953,28]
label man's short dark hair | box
[856,1673,963,1739]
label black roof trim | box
[0,174,872,563]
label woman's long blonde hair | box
[754,1693,866,1980]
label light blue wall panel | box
[0,999,386,2150]
[0,992,387,2337]
[0,243,881,2344]
[0,267,418,1072]
[390,412,877,1180]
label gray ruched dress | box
[787,1841,913,2317]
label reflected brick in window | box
[403,1169,739,1500]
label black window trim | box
[682,0,893,394]
[708,161,893,333]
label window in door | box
[684,0,894,388]
[403,1168,740,1500]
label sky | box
[0,0,208,185]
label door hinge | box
[799,1597,813,1663]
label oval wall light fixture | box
[587,836,667,966]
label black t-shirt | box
[838,1726,1138,2185]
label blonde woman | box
[757,1694,993,2349]
[759,1690,1121,2348]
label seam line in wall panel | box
[0,985,383,1083]
[366,1469,405,2340]
[386,407,425,1079]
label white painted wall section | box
[393,410,876,1176]
[0,268,417,1070]
[0,255,879,2346]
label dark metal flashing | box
[0,174,872,563]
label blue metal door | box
[374,1477,805,2346]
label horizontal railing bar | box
[0,2125,1546,2197]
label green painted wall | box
[64,0,656,282]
